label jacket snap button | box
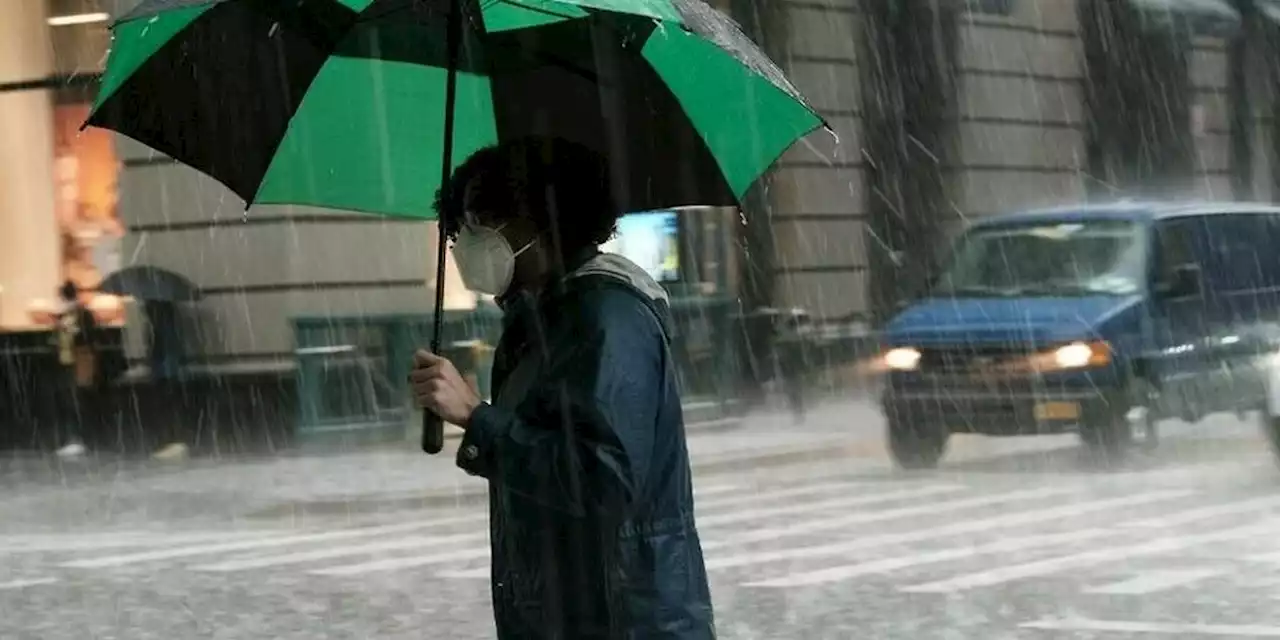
[462,444,480,461]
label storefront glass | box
[0,1,121,329]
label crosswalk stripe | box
[189,532,485,572]
[1084,568,1226,595]
[696,485,964,528]
[311,547,490,577]
[901,518,1280,594]
[1120,495,1280,529]
[305,481,902,576]
[1244,547,1280,563]
[742,528,1113,588]
[437,567,490,579]
[0,578,57,590]
[0,531,288,553]
[692,484,741,498]
[187,483,889,574]
[60,515,486,569]
[719,487,1078,545]
[704,490,1191,570]
[1021,617,1280,636]
[417,487,1109,582]
[693,482,877,512]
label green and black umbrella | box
[86,0,826,452]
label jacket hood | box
[566,253,670,306]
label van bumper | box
[882,373,1123,436]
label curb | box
[244,438,864,519]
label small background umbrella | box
[98,265,202,303]
[86,0,826,454]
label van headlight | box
[1046,341,1112,370]
[883,347,922,371]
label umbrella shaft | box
[424,0,466,456]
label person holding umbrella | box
[85,1,826,635]
[410,137,715,639]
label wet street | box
[4,405,1280,639]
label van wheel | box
[1079,395,1133,463]
[887,416,949,470]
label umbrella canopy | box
[85,0,825,217]
[98,265,201,303]
[85,0,824,454]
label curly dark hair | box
[434,137,620,255]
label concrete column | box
[1080,0,1195,197]
[860,0,960,325]
[0,0,60,329]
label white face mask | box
[451,223,535,297]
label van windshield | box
[932,220,1145,297]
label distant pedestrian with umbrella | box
[98,265,198,382]
[99,265,198,460]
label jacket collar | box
[495,246,601,313]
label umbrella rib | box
[493,0,591,22]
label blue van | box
[880,202,1280,468]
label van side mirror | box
[1155,264,1201,299]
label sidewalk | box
[0,401,882,533]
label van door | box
[1147,216,1211,421]
[1200,213,1280,414]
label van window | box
[933,219,1144,297]
[1152,219,1197,287]
[1200,214,1280,293]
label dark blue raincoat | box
[456,252,716,640]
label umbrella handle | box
[422,412,446,455]
[422,0,464,456]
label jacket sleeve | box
[455,322,660,518]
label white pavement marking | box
[1021,617,1280,636]
[189,532,485,572]
[0,531,288,553]
[1245,547,1280,563]
[1121,495,1280,529]
[61,515,486,569]
[718,487,1078,546]
[311,547,491,577]
[705,490,1192,570]
[437,567,490,579]
[0,578,58,590]
[1084,568,1226,595]
[902,518,1280,594]
[693,482,874,512]
[696,485,964,528]
[743,528,1113,588]
[692,484,740,498]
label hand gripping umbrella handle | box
[423,0,464,456]
[421,196,449,456]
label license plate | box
[1034,401,1081,421]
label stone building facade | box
[4,0,1277,371]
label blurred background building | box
[1,0,1277,449]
